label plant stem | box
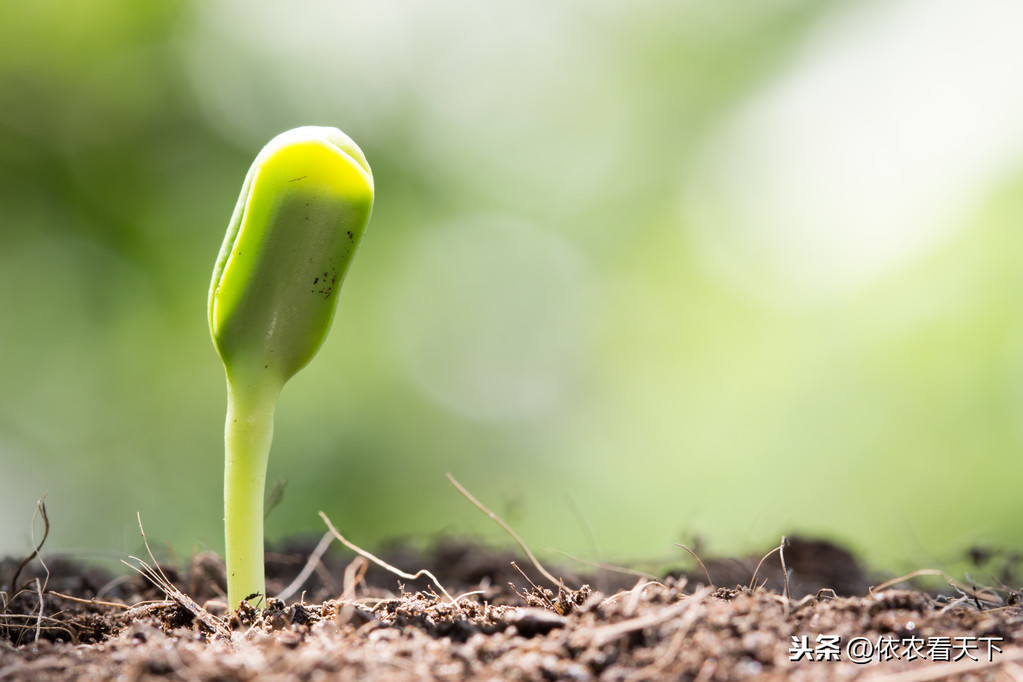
[223,373,281,608]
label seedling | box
[208,126,374,608]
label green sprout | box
[208,126,374,608]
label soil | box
[2,533,1022,681]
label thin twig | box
[779,536,791,600]
[132,513,175,591]
[871,569,955,594]
[10,496,50,593]
[335,555,369,627]
[318,511,455,603]
[935,595,975,617]
[342,556,369,602]
[447,473,565,589]
[623,577,652,617]
[122,513,230,639]
[46,591,130,610]
[749,544,781,592]
[32,578,42,644]
[674,543,714,589]
[510,561,558,611]
[600,581,673,608]
[277,530,334,602]
[454,590,485,602]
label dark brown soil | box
[2,535,1022,681]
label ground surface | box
[2,534,1022,681]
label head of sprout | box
[208,126,374,608]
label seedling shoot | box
[208,126,374,608]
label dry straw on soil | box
[2,491,1023,680]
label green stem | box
[223,373,281,608]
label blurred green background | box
[3,0,1023,573]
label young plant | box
[208,126,374,608]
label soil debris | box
[2,537,1023,680]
